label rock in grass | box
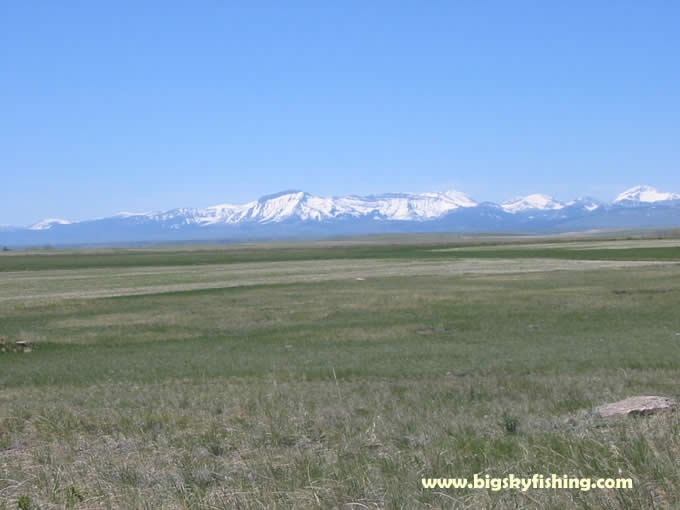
[596,396,676,418]
[0,338,32,353]
[15,341,32,353]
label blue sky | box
[2,1,679,225]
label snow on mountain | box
[330,190,477,221]
[29,218,73,230]
[249,189,479,222]
[117,189,479,226]
[114,211,154,218]
[614,185,680,203]
[565,197,602,212]
[501,194,565,214]
[9,186,679,240]
[249,191,317,223]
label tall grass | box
[1,239,679,508]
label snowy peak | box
[252,191,312,223]
[97,189,478,228]
[565,197,602,212]
[614,185,680,203]
[12,185,680,236]
[337,190,477,221]
[441,189,478,208]
[29,218,73,230]
[256,190,307,203]
[501,194,564,214]
[194,189,478,225]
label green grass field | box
[1,236,680,509]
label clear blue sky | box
[2,1,679,225]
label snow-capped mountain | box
[501,194,565,214]
[90,189,479,228]
[2,185,679,246]
[565,197,601,212]
[29,218,73,230]
[614,185,680,204]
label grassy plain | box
[1,236,680,509]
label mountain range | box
[2,185,680,247]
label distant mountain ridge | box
[500,194,566,213]
[2,185,679,246]
[613,185,680,204]
[87,189,479,228]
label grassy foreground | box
[1,237,680,509]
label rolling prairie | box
[1,237,680,509]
